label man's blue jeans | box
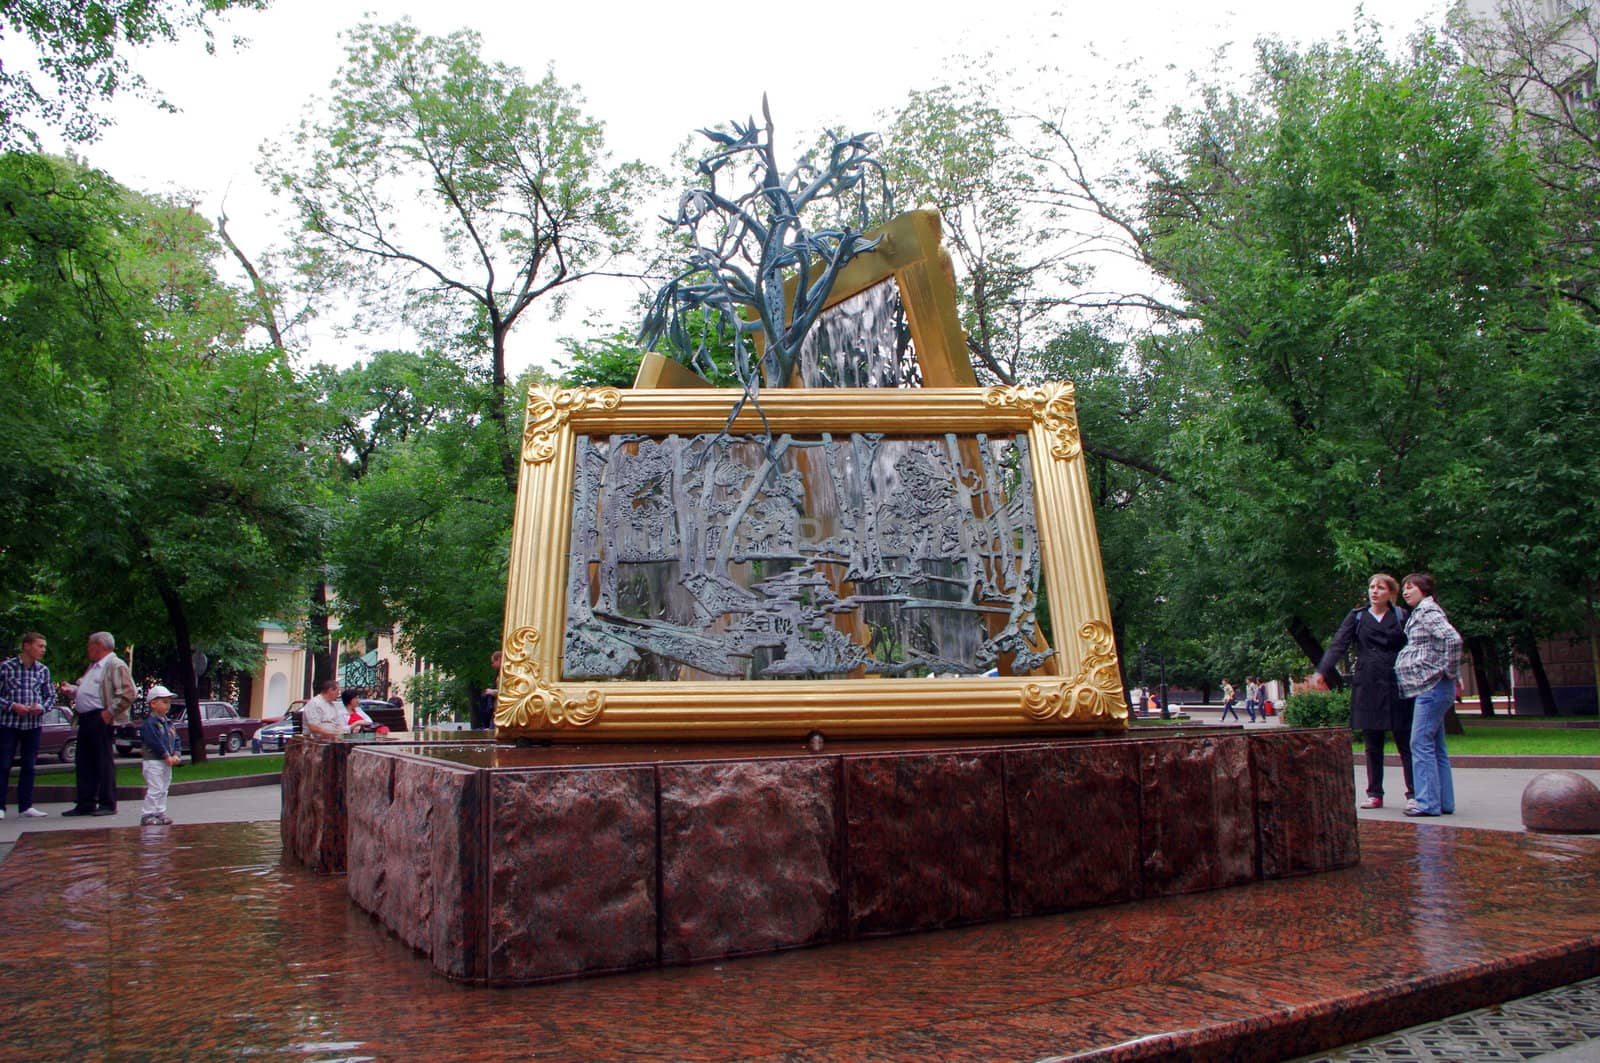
[1409,677,1456,815]
[0,725,42,812]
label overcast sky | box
[52,0,1451,371]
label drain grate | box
[1296,976,1600,1061]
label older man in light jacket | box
[58,631,136,816]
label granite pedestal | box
[340,727,1358,985]
[280,730,491,873]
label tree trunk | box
[1520,636,1560,715]
[152,576,206,764]
[1287,614,1330,682]
[1467,635,1498,717]
[491,322,517,489]
[1110,615,1133,712]
[307,580,335,694]
[236,671,254,719]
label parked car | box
[115,701,263,757]
[38,706,80,763]
[257,711,301,753]
[359,699,408,733]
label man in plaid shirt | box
[0,632,56,819]
[1396,574,1463,817]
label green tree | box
[0,153,322,755]
[325,362,519,718]
[0,0,266,149]
[879,83,1075,384]
[1134,31,1550,671]
[265,20,647,485]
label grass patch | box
[1349,725,1596,756]
[1449,726,1598,757]
[114,754,283,787]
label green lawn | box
[1446,725,1598,757]
[114,754,283,787]
[1347,725,1596,757]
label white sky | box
[52,0,1451,372]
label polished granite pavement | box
[0,818,1594,1062]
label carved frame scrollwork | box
[496,626,603,729]
[1020,621,1123,722]
[522,385,622,464]
[497,385,1126,740]
[984,382,1082,462]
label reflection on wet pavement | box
[0,820,1594,1061]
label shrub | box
[1281,688,1352,729]
[407,671,473,727]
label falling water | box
[795,279,922,388]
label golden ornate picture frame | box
[496,383,1127,740]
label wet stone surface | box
[0,818,1594,1061]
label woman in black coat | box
[1310,573,1414,808]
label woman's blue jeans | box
[1409,677,1456,815]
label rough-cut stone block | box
[335,731,1363,985]
[347,753,488,981]
[659,757,841,963]
[280,738,348,873]
[1251,729,1360,878]
[1005,741,1143,916]
[343,750,393,917]
[1522,771,1600,834]
[488,768,657,983]
[1139,734,1255,896]
[845,750,1006,937]
[427,764,488,981]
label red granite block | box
[280,738,348,873]
[345,752,489,981]
[424,761,487,981]
[1139,734,1255,896]
[1251,729,1360,878]
[487,767,657,983]
[659,756,842,964]
[343,749,393,918]
[844,750,1006,937]
[1005,741,1143,916]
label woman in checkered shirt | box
[1394,573,1463,817]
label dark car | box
[115,700,263,757]
[37,706,80,763]
[257,711,301,753]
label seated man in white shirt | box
[301,679,349,740]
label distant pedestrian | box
[1310,573,1414,809]
[139,685,182,826]
[341,688,372,731]
[1395,573,1462,818]
[1244,676,1261,722]
[0,632,55,819]
[57,631,135,817]
[302,679,348,740]
[1218,678,1240,722]
[473,650,501,731]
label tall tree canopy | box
[265,19,647,484]
[1131,31,1562,672]
[0,0,266,149]
[0,152,322,751]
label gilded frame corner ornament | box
[496,626,604,729]
[984,382,1082,461]
[522,385,623,464]
[1020,621,1123,722]
[498,385,1125,740]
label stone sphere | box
[1521,771,1600,834]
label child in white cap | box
[139,686,182,826]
